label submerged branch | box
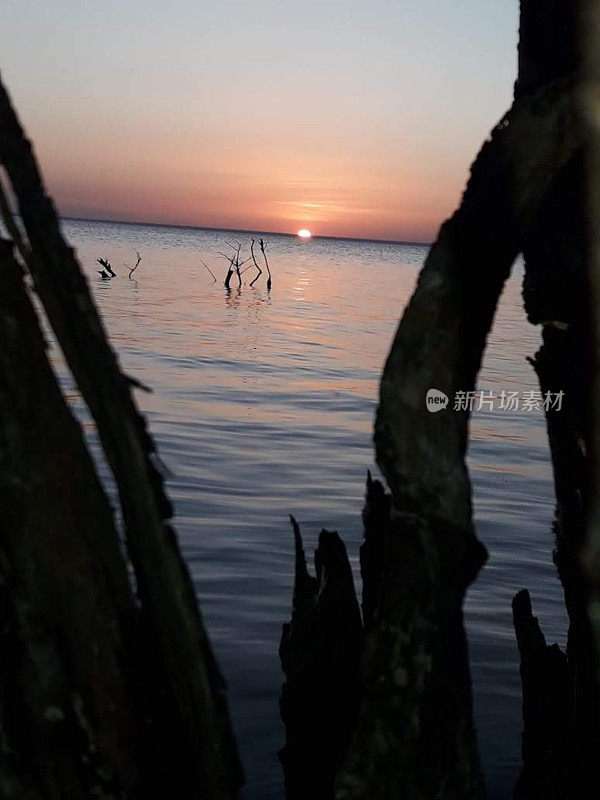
[259,238,271,291]
[128,249,142,280]
[201,259,217,282]
[249,238,263,287]
[97,257,116,278]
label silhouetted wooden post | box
[0,237,143,797]
[0,77,243,799]
[504,2,600,796]
[279,518,362,800]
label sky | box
[1,1,519,242]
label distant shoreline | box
[60,215,432,249]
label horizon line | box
[60,214,433,249]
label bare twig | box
[219,240,266,288]
[200,259,217,282]
[127,249,141,280]
[259,238,271,291]
[249,239,263,287]
[233,242,243,288]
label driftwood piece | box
[0,78,242,798]
[279,518,362,800]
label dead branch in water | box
[216,239,270,289]
[221,242,251,288]
[200,259,217,282]
[249,239,263,287]
[219,251,236,289]
[231,242,243,287]
[127,249,142,280]
[97,257,116,278]
[259,238,271,291]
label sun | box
[297,228,312,239]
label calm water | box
[55,218,564,799]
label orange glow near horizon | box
[7,61,485,244]
[2,1,517,243]
[35,128,462,242]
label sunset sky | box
[2,1,518,242]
